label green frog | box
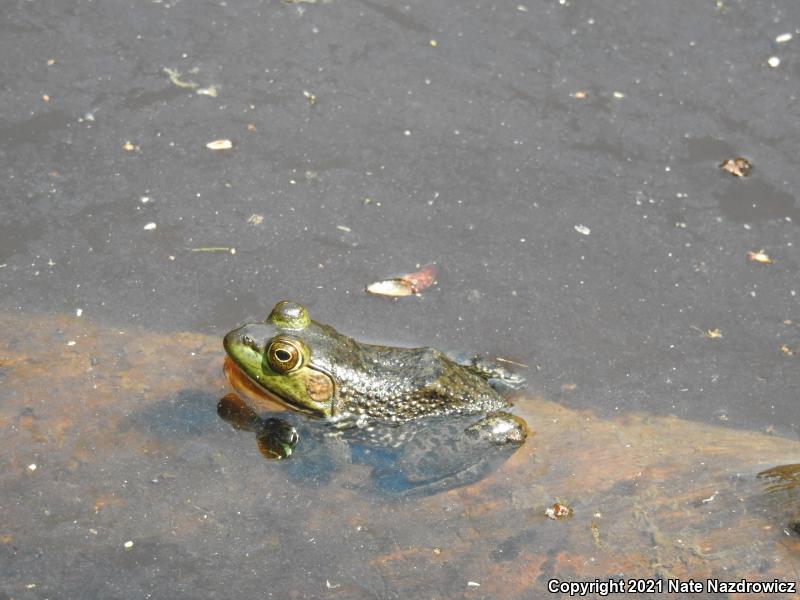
[218,301,528,489]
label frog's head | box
[223,301,337,418]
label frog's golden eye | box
[266,337,303,373]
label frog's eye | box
[266,337,303,373]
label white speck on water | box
[776,33,792,43]
[76,308,83,317]
[67,340,76,346]
[768,56,781,67]
[701,491,718,503]
[574,224,591,235]
[124,541,134,549]
[28,463,37,471]
[467,581,481,587]
[144,222,157,230]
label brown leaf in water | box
[366,264,437,297]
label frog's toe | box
[453,354,527,391]
[256,417,300,459]
[486,373,526,392]
[465,411,528,445]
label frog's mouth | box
[223,357,288,413]
[222,355,335,418]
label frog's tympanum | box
[221,301,529,493]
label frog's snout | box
[223,328,240,355]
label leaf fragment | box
[720,157,752,177]
[545,502,573,520]
[366,264,438,297]
[747,249,773,264]
[206,139,233,150]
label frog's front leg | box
[465,411,528,445]
[218,393,300,458]
[255,417,300,459]
[450,354,527,391]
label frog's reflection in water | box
[216,392,527,496]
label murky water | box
[2,314,798,598]
[2,0,800,596]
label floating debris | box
[27,463,37,472]
[720,157,752,177]
[189,247,236,254]
[42,94,50,102]
[747,249,773,264]
[590,521,601,546]
[336,225,351,233]
[302,90,316,106]
[692,326,722,339]
[206,139,233,150]
[776,33,793,43]
[573,91,588,99]
[767,56,781,68]
[700,491,718,503]
[123,540,134,549]
[495,356,528,368]
[574,224,591,235]
[429,39,438,47]
[122,141,138,152]
[246,123,257,132]
[366,264,437,297]
[197,86,218,97]
[545,502,573,520]
[247,214,264,226]
[143,222,157,231]
[780,345,794,356]
[366,279,415,297]
[163,67,198,90]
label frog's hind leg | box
[450,353,527,391]
[465,411,528,445]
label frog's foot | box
[452,354,527,391]
[465,411,528,445]
[255,417,300,459]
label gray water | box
[1,0,799,597]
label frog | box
[221,301,529,492]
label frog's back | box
[328,341,509,423]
